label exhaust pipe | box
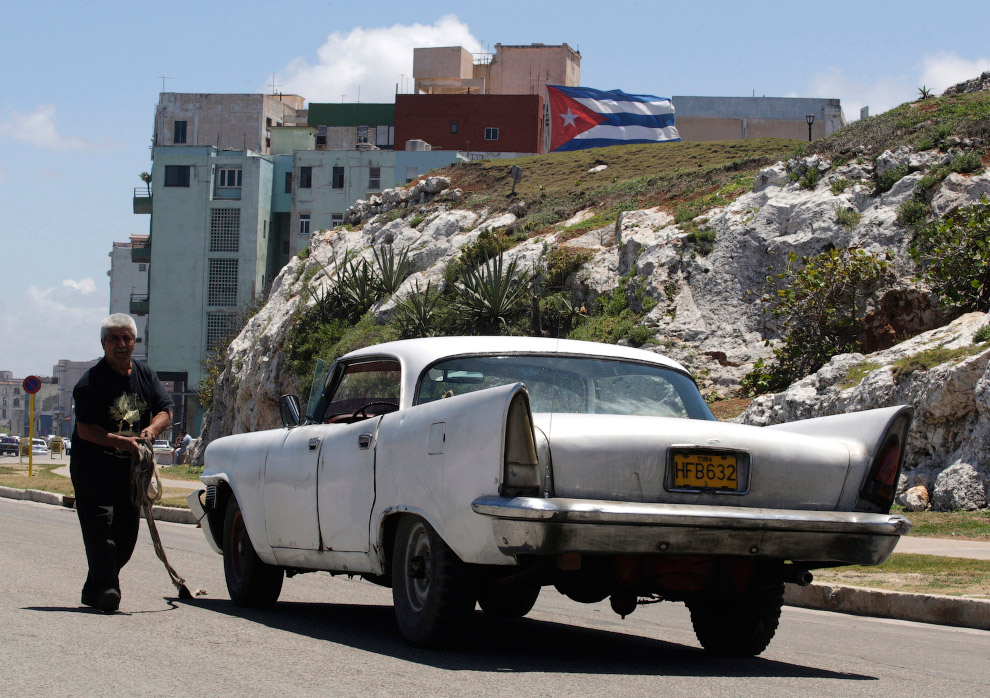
[783,568,814,586]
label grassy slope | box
[426,91,990,240]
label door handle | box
[308,437,320,451]
[358,433,373,449]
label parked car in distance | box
[189,337,913,656]
[153,439,173,465]
[0,435,18,455]
[31,438,48,455]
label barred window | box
[210,208,240,252]
[208,259,238,306]
[206,313,235,351]
[368,166,381,190]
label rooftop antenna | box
[357,85,361,103]
[270,73,281,96]
[159,75,173,93]
[340,94,346,103]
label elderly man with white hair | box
[69,313,173,613]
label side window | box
[164,165,190,187]
[174,120,187,144]
[324,360,401,421]
[299,166,313,188]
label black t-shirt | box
[70,358,173,492]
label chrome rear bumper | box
[471,496,912,566]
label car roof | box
[340,336,687,372]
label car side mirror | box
[279,394,303,428]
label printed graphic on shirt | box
[107,393,147,457]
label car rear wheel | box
[391,516,475,647]
[687,583,784,657]
[478,581,541,618]
[223,497,283,607]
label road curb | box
[0,485,197,524]
[785,582,990,631]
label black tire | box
[223,497,284,607]
[391,516,476,647]
[687,584,784,657]
[478,582,541,618]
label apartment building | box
[413,43,581,96]
[673,96,845,142]
[108,234,150,361]
[154,92,307,154]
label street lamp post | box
[806,114,815,142]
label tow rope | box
[131,440,206,599]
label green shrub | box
[949,150,985,175]
[685,228,717,255]
[910,196,990,312]
[674,206,700,224]
[394,280,447,339]
[567,273,656,347]
[541,247,591,290]
[408,213,425,229]
[974,324,990,344]
[877,164,909,193]
[834,205,862,230]
[741,247,890,394]
[799,166,821,190]
[443,230,511,284]
[830,178,851,195]
[916,167,949,196]
[897,198,931,230]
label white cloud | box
[0,104,110,151]
[919,52,990,94]
[803,51,990,121]
[0,279,106,376]
[278,15,481,103]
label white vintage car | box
[189,336,912,656]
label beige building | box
[414,43,581,95]
[154,93,308,154]
[673,96,845,142]
[0,375,59,438]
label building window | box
[217,168,242,188]
[331,213,344,227]
[484,127,499,141]
[357,125,369,144]
[332,166,344,189]
[208,259,238,306]
[266,117,272,127]
[298,214,311,236]
[299,166,313,188]
[174,120,187,144]
[316,125,327,147]
[450,120,459,134]
[164,165,190,187]
[206,313,235,351]
[284,171,293,193]
[368,167,381,190]
[210,208,240,252]
[138,263,147,272]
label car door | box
[315,357,401,554]
[263,424,325,550]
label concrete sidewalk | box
[51,464,199,492]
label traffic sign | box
[22,375,41,394]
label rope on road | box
[131,440,206,599]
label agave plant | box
[337,257,380,320]
[452,252,531,334]
[373,244,413,296]
[394,280,444,338]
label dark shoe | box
[81,590,99,608]
[97,589,120,613]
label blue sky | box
[1,0,988,378]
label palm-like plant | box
[453,252,531,334]
[394,280,444,338]
[337,257,379,320]
[373,244,412,296]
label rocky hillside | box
[195,79,990,510]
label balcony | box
[129,293,149,316]
[133,187,152,214]
[131,241,151,264]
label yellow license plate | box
[671,452,739,490]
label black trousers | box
[74,471,140,597]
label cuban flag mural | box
[545,85,680,152]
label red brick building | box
[395,94,542,154]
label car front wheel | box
[687,583,784,657]
[391,516,475,647]
[223,497,283,607]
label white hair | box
[101,314,137,340]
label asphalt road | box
[1,497,987,698]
